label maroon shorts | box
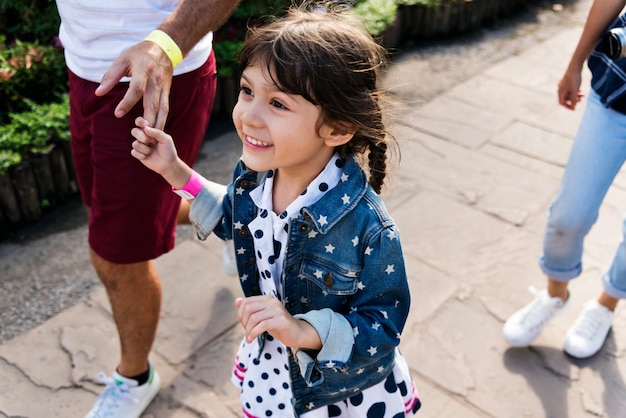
[68,52,217,264]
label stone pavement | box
[3,7,626,418]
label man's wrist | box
[144,29,183,68]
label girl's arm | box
[558,0,626,109]
[132,116,229,239]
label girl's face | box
[232,64,339,182]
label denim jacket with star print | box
[189,155,411,416]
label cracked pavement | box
[2,0,626,416]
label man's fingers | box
[115,79,149,120]
[154,88,171,130]
[95,59,129,97]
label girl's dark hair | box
[237,2,393,194]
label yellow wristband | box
[144,30,183,68]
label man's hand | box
[95,41,173,130]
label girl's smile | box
[243,134,271,148]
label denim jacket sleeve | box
[293,308,354,377]
[189,178,228,240]
[293,223,410,380]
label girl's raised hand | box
[131,116,179,175]
[235,295,322,350]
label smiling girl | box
[130,3,420,417]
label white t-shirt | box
[56,0,213,82]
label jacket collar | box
[300,156,369,234]
[236,156,370,234]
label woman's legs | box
[504,91,626,350]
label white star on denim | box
[385,264,395,275]
[367,346,378,356]
[317,215,328,226]
[341,193,350,204]
[352,236,359,246]
[364,246,373,255]
[325,244,335,253]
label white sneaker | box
[564,300,614,359]
[503,286,570,347]
[85,365,161,418]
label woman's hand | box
[235,295,322,350]
[557,69,584,110]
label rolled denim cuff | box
[189,180,227,240]
[293,308,354,381]
[539,256,581,282]
[602,272,626,299]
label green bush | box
[0,0,60,44]
[212,0,398,77]
[353,0,398,36]
[213,0,292,78]
[0,36,67,123]
[0,94,69,175]
[0,149,21,177]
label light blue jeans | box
[541,90,626,299]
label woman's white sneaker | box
[564,300,614,359]
[503,286,570,347]
[85,365,161,418]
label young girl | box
[131,4,421,417]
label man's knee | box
[89,248,153,290]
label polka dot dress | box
[231,154,421,417]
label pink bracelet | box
[172,170,202,199]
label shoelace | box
[91,372,138,417]
[572,306,608,338]
[519,286,560,328]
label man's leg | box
[90,249,161,376]
[177,198,191,224]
